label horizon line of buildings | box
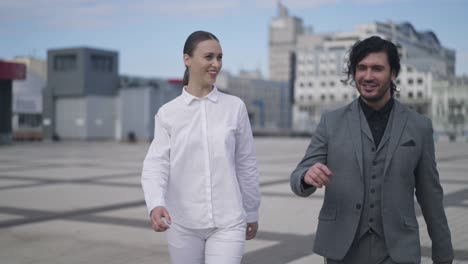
[1,2,467,143]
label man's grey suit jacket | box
[290,99,453,264]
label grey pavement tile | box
[0,184,143,212]
[0,220,170,264]
[1,166,136,181]
[0,178,39,188]
[0,213,23,222]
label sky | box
[1,0,468,79]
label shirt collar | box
[182,85,219,105]
[359,96,394,118]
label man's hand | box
[246,222,258,240]
[150,206,171,232]
[304,163,333,188]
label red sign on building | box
[0,61,26,80]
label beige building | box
[432,77,468,141]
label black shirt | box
[359,97,394,148]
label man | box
[290,36,454,264]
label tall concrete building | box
[43,47,119,140]
[268,1,304,82]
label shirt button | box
[356,204,362,209]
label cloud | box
[350,0,411,4]
[135,0,241,16]
[0,0,121,29]
[0,0,242,31]
[255,0,413,8]
[255,0,338,8]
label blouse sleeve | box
[235,102,261,223]
[141,113,171,215]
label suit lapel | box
[346,100,364,179]
[383,100,408,176]
[360,109,374,143]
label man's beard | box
[358,80,392,102]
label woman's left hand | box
[246,222,258,240]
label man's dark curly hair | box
[342,36,401,96]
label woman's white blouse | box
[141,86,261,229]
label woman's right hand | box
[150,206,172,232]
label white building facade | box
[269,4,456,133]
[8,57,46,140]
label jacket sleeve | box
[235,102,261,224]
[290,113,329,197]
[141,113,171,215]
[414,118,454,263]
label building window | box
[408,78,414,85]
[54,54,77,71]
[321,81,326,87]
[417,78,423,85]
[91,55,113,72]
[417,91,423,98]
[329,81,335,87]
[408,92,414,98]
[330,94,335,101]
[308,95,313,100]
[396,79,401,85]
[343,94,349,100]
[321,94,326,101]
[308,82,313,88]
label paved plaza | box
[0,138,467,264]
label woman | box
[141,30,261,264]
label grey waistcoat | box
[356,106,394,239]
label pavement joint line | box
[0,200,145,228]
